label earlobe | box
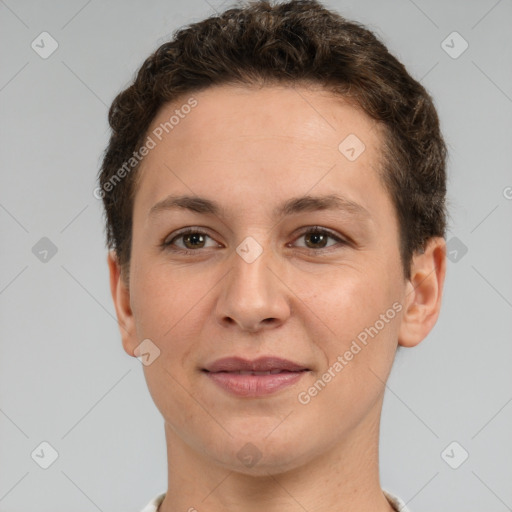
[107,251,137,357]
[397,237,447,348]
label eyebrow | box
[148,193,372,220]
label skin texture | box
[108,84,446,512]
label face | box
[112,84,430,475]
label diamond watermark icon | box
[441,441,469,469]
[441,31,468,59]
[446,236,468,263]
[338,134,365,161]
[31,441,59,469]
[236,236,263,264]
[31,32,59,59]
[32,237,58,263]
[134,338,161,366]
[237,442,262,468]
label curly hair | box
[98,0,447,281]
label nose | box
[215,241,291,333]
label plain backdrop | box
[1,1,511,511]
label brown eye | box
[293,227,346,250]
[163,228,219,253]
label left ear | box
[398,237,447,348]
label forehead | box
[133,84,390,222]
[147,83,380,156]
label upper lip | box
[203,356,309,373]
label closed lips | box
[212,369,308,375]
[203,357,310,397]
[203,356,310,373]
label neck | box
[158,395,395,512]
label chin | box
[207,431,313,477]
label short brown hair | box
[98,0,447,281]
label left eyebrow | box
[274,193,372,220]
[148,193,372,221]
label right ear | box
[107,251,137,357]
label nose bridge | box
[234,239,274,295]
[215,235,289,331]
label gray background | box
[1,0,511,511]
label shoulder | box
[383,489,411,512]
[139,492,166,512]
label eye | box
[291,226,348,251]
[162,228,220,253]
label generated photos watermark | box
[93,97,198,199]
[297,301,403,405]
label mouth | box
[204,369,308,375]
[203,355,310,373]
[202,357,310,397]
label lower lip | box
[204,371,308,397]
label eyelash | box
[161,226,349,255]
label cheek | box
[132,265,206,421]
[303,262,393,327]
[304,259,402,372]
[142,361,199,441]
[299,274,400,429]
[130,262,214,387]
[130,260,200,338]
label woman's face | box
[117,84,412,474]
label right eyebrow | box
[149,194,220,217]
